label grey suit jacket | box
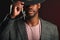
[0,18,59,40]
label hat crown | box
[11,0,45,5]
[26,0,32,1]
[12,0,45,3]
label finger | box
[21,2,24,5]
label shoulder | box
[40,18,59,40]
[40,18,58,33]
[40,18,57,28]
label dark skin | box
[11,1,41,27]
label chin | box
[29,13,36,17]
[29,14,35,18]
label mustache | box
[28,10,35,12]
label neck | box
[26,13,40,27]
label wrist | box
[10,15,16,19]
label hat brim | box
[23,0,45,6]
[11,0,45,6]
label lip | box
[29,12,33,13]
[28,10,34,12]
[28,10,33,12]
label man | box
[0,0,59,40]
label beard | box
[25,10,37,20]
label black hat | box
[11,0,45,6]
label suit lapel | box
[40,19,50,40]
[40,19,45,40]
[17,20,28,40]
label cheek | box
[33,8,38,12]
[33,6,39,11]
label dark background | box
[0,0,60,40]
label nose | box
[24,5,33,10]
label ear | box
[37,3,41,9]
